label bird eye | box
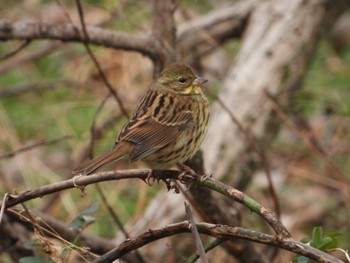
[178,77,187,83]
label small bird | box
[73,63,210,175]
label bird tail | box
[72,142,131,175]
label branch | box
[0,40,31,60]
[75,0,129,118]
[151,0,177,73]
[5,209,114,254]
[1,169,156,209]
[0,19,161,61]
[93,221,343,263]
[197,175,290,238]
[184,201,208,263]
[0,79,93,98]
[0,170,289,238]
[1,170,338,262]
[0,135,72,160]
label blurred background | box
[0,0,349,262]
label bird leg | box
[177,163,197,185]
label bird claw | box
[145,170,180,193]
[145,170,155,186]
[72,174,85,194]
[177,163,196,175]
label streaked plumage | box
[73,64,210,175]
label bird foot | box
[176,164,198,189]
[72,174,86,194]
[146,170,180,193]
[145,170,155,186]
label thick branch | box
[93,221,342,263]
[0,20,161,60]
[151,0,177,73]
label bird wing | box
[116,92,193,162]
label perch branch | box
[0,170,288,238]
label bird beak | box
[192,76,207,86]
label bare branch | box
[197,176,290,238]
[0,42,61,75]
[0,79,92,98]
[1,169,155,209]
[0,135,73,160]
[1,170,289,238]
[0,40,31,60]
[5,208,115,255]
[93,221,342,263]
[263,90,349,188]
[0,213,35,261]
[0,19,161,60]
[74,0,129,118]
[207,91,281,217]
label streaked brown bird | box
[73,63,210,175]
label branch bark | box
[94,221,343,263]
[0,20,162,61]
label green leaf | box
[311,226,323,247]
[69,203,99,231]
[318,237,333,250]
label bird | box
[73,63,210,175]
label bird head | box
[155,64,207,95]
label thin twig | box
[0,42,61,75]
[40,113,123,214]
[0,135,73,160]
[184,201,208,263]
[88,94,112,158]
[0,40,31,61]
[8,208,97,262]
[95,185,128,237]
[94,184,148,263]
[6,207,117,255]
[75,0,129,118]
[188,239,224,263]
[263,90,350,204]
[209,91,281,217]
[328,248,350,263]
[0,79,92,98]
